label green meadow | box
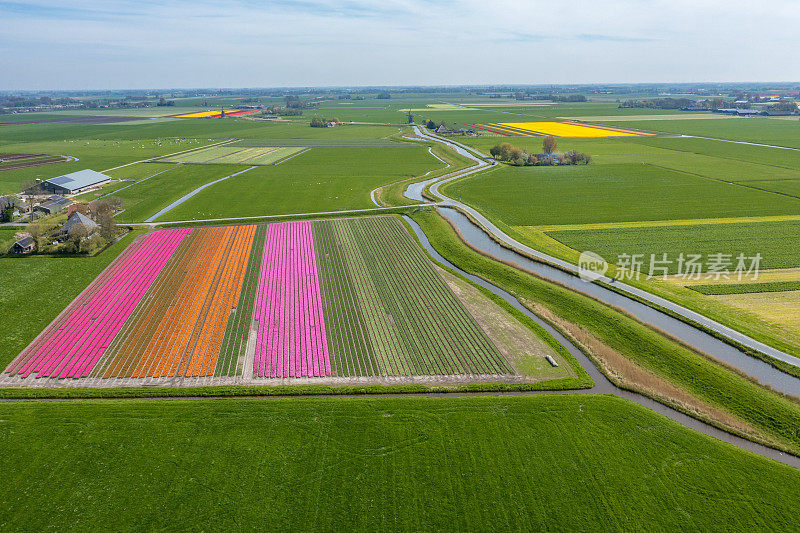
[610,117,800,148]
[2,395,799,531]
[160,146,439,220]
[443,163,800,226]
[547,220,800,273]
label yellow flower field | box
[492,122,645,137]
[173,110,226,118]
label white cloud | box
[1,0,799,89]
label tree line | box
[489,137,591,166]
[309,116,341,127]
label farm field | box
[602,117,800,148]
[444,163,800,226]
[160,145,305,165]
[562,113,738,121]
[1,216,564,387]
[546,220,800,273]
[0,118,400,147]
[172,109,259,118]
[707,291,800,333]
[480,121,647,137]
[3,395,800,530]
[108,163,243,222]
[632,135,800,170]
[0,152,71,171]
[1,92,800,532]
[160,145,440,220]
[751,178,800,197]
[689,281,800,295]
[231,137,406,147]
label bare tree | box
[21,180,44,220]
[68,223,89,253]
[543,135,557,155]
[97,210,117,242]
[27,224,41,251]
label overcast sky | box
[2,0,799,90]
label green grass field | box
[232,138,408,147]
[609,117,800,148]
[632,135,800,170]
[107,164,242,222]
[2,395,799,531]
[748,179,800,197]
[547,220,800,273]
[160,146,438,220]
[444,163,800,226]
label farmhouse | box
[11,236,35,254]
[37,169,112,195]
[60,212,98,235]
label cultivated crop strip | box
[252,221,331,378]
[4,216,514,385]
[5,229,191,379]
[314,217,512,377]
[96,224,257,378]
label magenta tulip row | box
[252,221,331,378]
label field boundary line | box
[131,204,432,226]
[529,214,800,232]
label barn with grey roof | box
[37,169,111,195]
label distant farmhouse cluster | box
[621,94,799,117]
[429,121,479,136]
[4,168,122,256]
